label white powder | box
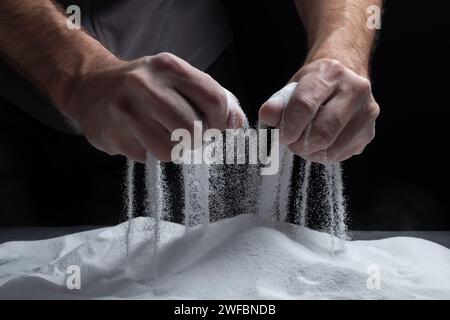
[126,84,349,255]
[145,153,163,276]
[1,215,449,299]
[323,164,337,250]
[277,147,294,222]
[296,124,312,229]
[1,86,448,299]
[267,83,348,248]
[296,159,311,228]
[182,148,210,230]
[331,163,348,240]
[257,124,280,220]
[209,162,226,222]
[124,160,135,264]
[51,85,405,298]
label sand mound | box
[0,214,449,299]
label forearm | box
[295,0,382,77]
[0,0,118,113]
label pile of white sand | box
[0,214,449,299]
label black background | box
[0,0,449,230]
[216,0,450,231]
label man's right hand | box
[61,52,245,163]
[0,1,244,163]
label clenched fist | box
[61,52,245,163]
[259,58,380,164]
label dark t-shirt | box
[0,0,232,133]
[85,0,232,70]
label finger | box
[123,75,202,133]
[288,90,355,157]
[259,82,297,127]
[299,107,377,165]
[301,89,364,155]
[323,100,379,161]
[122,81,204,143]
[259,99,283,127]
[121,109,176,162]
[225,88,246,129]
[135,121,175,162]
[159,56,229,131]
[334,124,376,162]
[301,150,331,164]
[303,116,376,164]
[280,74,339,145]
[155,88,204,134]
[112,131,148,163]
[335,144,366,162]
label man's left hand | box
[259,58,380,164]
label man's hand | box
[0,0,244,163]
[260,58,379,163]
[63,53,244,163]
[260,0,381,164]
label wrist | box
[50,51,123,119]
[305,31,371,78]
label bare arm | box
[0,0,117,112]
[0,0,243,162]
[295,0,381,77]
[260,0,382,163]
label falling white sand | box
[1,85,448,299]
[124,160,135,264]
[0,214,449,300]
[182,147,210,229]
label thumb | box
[259,82,298,127]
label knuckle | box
[356,146,366,155]
[206,88,228,110]
[151,52,181,72]
[290,96,316,115]
[356,78,372,94]
[322,58,345,76]
[124,70,143,85]
[152,52,176,65]
[313,125,334,146]
[288,140,306,156]
[366,103,380,120]
[122,70,148,92]
[321,58,340,67]
[325,112,346,131]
